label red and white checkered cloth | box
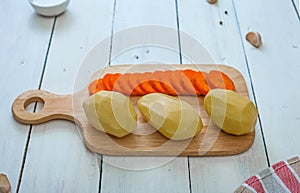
[235,155,300,193]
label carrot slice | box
[139,72,157,95]
[102,73,113,90]
[89,69,235,96]
[169,70,185,95]
[180,70,196,95]
[113,73,132,95]
[132,73,145,95]
[88,79,106,95]
[110,73,121,90]
[125,73,136,95]
[192,72,210,95]
[159,70,177,95]
[183,69,196,82]
[88,79,98,95]
[151,71,167,93]
[207,70,235,90]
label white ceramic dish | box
[28,0,70,17]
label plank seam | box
[98,155,103,193]
[108,0,117,66]
[16,125,33,193]
[38,17,57,90]
[99,0,117,191]
[175,0,183,64]
[231,0,271,167]
[187,157,193,193]
[16,16,57,193]
[291,0,300,21]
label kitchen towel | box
[235,155,300,193]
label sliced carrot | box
[179,70,196,95]
[88,69,235,96]
[138,72,157,95]
[132,73,145,95]
[159,70,177,96]
[207,70,235,90]
[182,69,196,82]
[88,79,99,95]
[88,79,106,95]
[192,72,210,95]
[125,73,136,95]
[113,73,132,95]
[102,73,114,91]
[169,70,185,95]
[147,80,162,93]
[88,79,98,95]
[151,71,167,93]
[110,73,121,90]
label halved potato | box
[138,93,203,140]
[204,89,258,135]
[82,91,137,137]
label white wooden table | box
[1,0,300,192]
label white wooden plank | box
[178,0,268,192]
[293,0,299,15]
[18,0,115,192]
[101,0,190,192]
[0,1,53,192]
[110,0,181,65]
[233,0,300,163]
[102,158,189,193]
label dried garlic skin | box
[246,31,262,48]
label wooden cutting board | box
[12,64,254,156]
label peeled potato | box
[82,91,137,137]
[204,89,258,135]
[138,93,203,140]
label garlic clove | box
[0,174,11,193]
[207,0,217,4]
[246,31,262,48]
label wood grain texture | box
[101,1,190,193]
[234,0,300,163]
[17,0,115,192]
[178,0,269,192]
[0,1,53,192]
[12,64,253,156]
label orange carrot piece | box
[88,79,98,95]
[179,70,196,95]
[88,79,106,95]
[183,69,196,82]
[169,70,186,95]
[113,73,132,95]
[207,70,235,90]
[151,71,167,93]
[138,72,157,95]
[110,73,121,90]
[159,70,177,96]
[192,72,210,95]
[88,69,235,96]
[132,73,145,96]
[102,73,114,90]
[125,73,137,95]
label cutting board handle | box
[12,89,74,125]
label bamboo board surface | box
[12,64,254,156]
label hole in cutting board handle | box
[24,96,45,113]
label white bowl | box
[29,0,70,17]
